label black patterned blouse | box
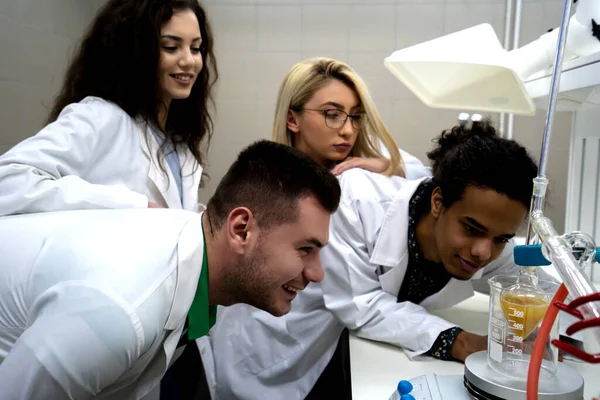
[396,181,463,361]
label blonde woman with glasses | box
[272,57,430,179]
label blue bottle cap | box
[398,380,413,395]
[400,395,416,400]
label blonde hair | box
[272,57,402,176]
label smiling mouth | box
[459,257,482,272]
[170,73,193,82]
[282,284,302,293]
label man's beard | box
[220,246,283,316]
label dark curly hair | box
[426,119,538,209]
[47,0,217,171]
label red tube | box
[526,283,569,400]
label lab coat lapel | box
[139,125,181,209]
[133,324,186,399]
[179,151,202,212]
[370,179,425,296]
[162,212,205,365]
[378,254,409,295]
[163,324,186,369]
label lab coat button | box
[212,382,217,389]
[200,345,206,354]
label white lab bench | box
[350,291,600,400]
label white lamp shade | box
[384,23,536,116]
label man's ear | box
[430,187,445,219]
[286,110,301,133]
[226,207,259,254]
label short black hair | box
[426,119,538,209]
[206,140,341,233]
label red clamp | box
[551,292,600,364]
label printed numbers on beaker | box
[510,348,523,355]
[491,326,504,343]
[512,323,524,330]
[511,310,524,318]
[510,335,523,343]
[490,316,504,328]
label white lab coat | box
[0,96,203,215]
[0,209,205,399]
[398,149,431,180]
[200,168,555,400]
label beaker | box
[487,274,561,381]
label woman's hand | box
[148,201,162,208]
[332,157,405,177]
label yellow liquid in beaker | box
[500,293,550,339]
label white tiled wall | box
[0,0,573,232]
[565,109,600,282]
[0,0,105,152]
[201,0,572,232]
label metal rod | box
[513,0,523,52]
[506,0,522,140]
[500,0,514,138]
[507,113,515,139]
[525,0,575,244]
[538,0,574,179]
[503,0,514,50]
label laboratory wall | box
[200,0,572,233]
[0,0,106,154]
[565,109,600,281]
[0,0,572,233]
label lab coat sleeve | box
[399,149,432,180]
[0,339,73,399]
[0,282,143,399]
[320,198,457,358]
[374,137,432,180]
[0,100,148,216]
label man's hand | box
[148,201,162,208]
[450,331,487,362]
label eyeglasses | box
[304,108,366,130]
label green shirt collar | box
[186,222,217,340]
